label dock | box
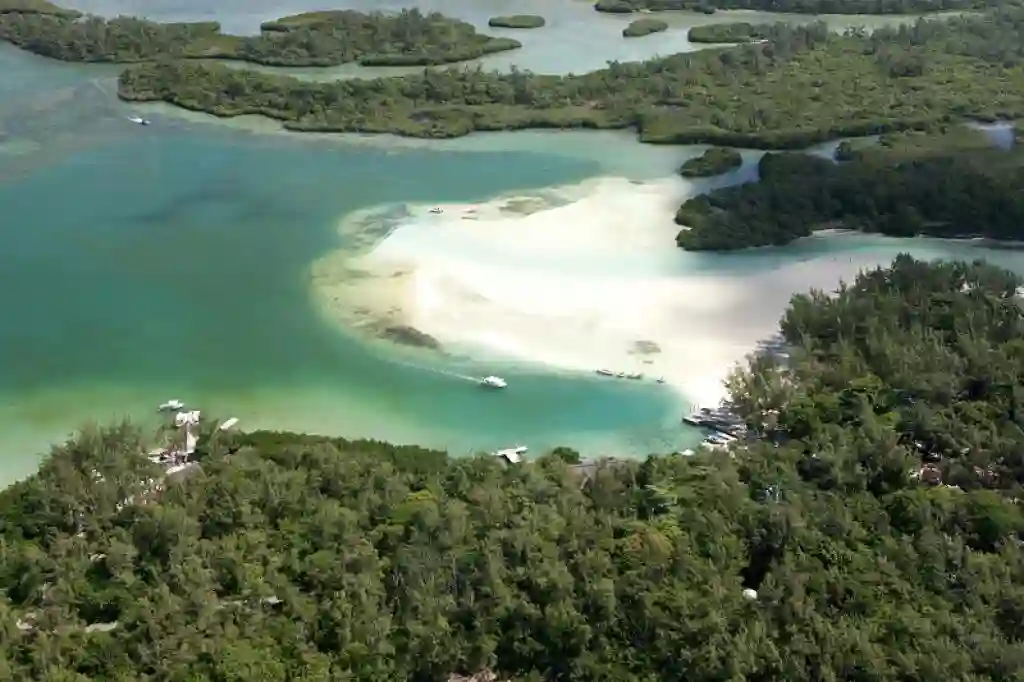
[683,404,746,449]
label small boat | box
[158,399,184,411]
[493,445,527,463]
[656,377,666,384]
[596,369,614,377]
[480,375,507,389]
[218,417,240,431]
[429,207,443,214]
[626,372,643,380]
[127,115,151,126]
[616,371,626,378]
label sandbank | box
[310,175,909,408]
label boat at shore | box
[158,399,184,411]
[595,368,663,383]
[429,207,443,214]
[493,445,527,463]
[480,375,507,389]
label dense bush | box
[116,13,1024,148]
[675,128,1024,250]
[2,257,1023,681]
[0,5,520,65]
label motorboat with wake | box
[127,115,151,126]
[480,375,507,389]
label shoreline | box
[308,174,905,410]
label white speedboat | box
[127,115,151,126]
[480,375,507,389]
[158,399,184,411]
[429,207,443,214]
[656,377,665,384]
[596,369,614,376]
[493,445,527,463]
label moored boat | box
[480,375,507,389]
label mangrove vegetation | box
[116,11,1024,146]
[2,256,1023,681]
[679,146,743,176]
[0,0,76,16]
[623,18,669,37]
[487,15,546,29]
[594,0,1006,15]
[675,127,1024,250]
[688,21,777,43]
[0,4,520,66]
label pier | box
[682,404,746,449]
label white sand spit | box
[311,175,904,407]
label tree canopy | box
[2,257,1023,681]
[115,11,1024,146]
[0,5,520,66]
[594,0,1010,15]
[622,18,669,38]
[675,127,1024,250]
[678,146,743,177]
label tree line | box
[0,4,520,66]
[675,127,1024,250]
[1,256,1022,680]
[115,11,1024,147]
[595,0,1014,14]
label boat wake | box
[384,357,487,386]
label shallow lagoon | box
[0,0,1019,483]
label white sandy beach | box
[311,175,904,408]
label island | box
[623,18,669,37]
[595,0,998,14]
[113,11,1024,147]
[0,2,521,66]
[0,0,76,16]
[679,147,743,177]
[688,21,776,43]
[487,14,546,29]
[674,127,1024,250]
[2,256,1022,680]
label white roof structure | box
[174,410,201,427]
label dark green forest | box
[674,127,1024,250]
[679,146,743,176]
[594,0,1010,15]
[622,18,669,37]
[688,21,778,43]
[0,4,519,66]
[2,257,1023,681]
[117,12,1024,146]
[487,15,546,29]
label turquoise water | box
[0,81,696,481]
[0,1,1021,484]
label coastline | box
[309,175,904,410]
